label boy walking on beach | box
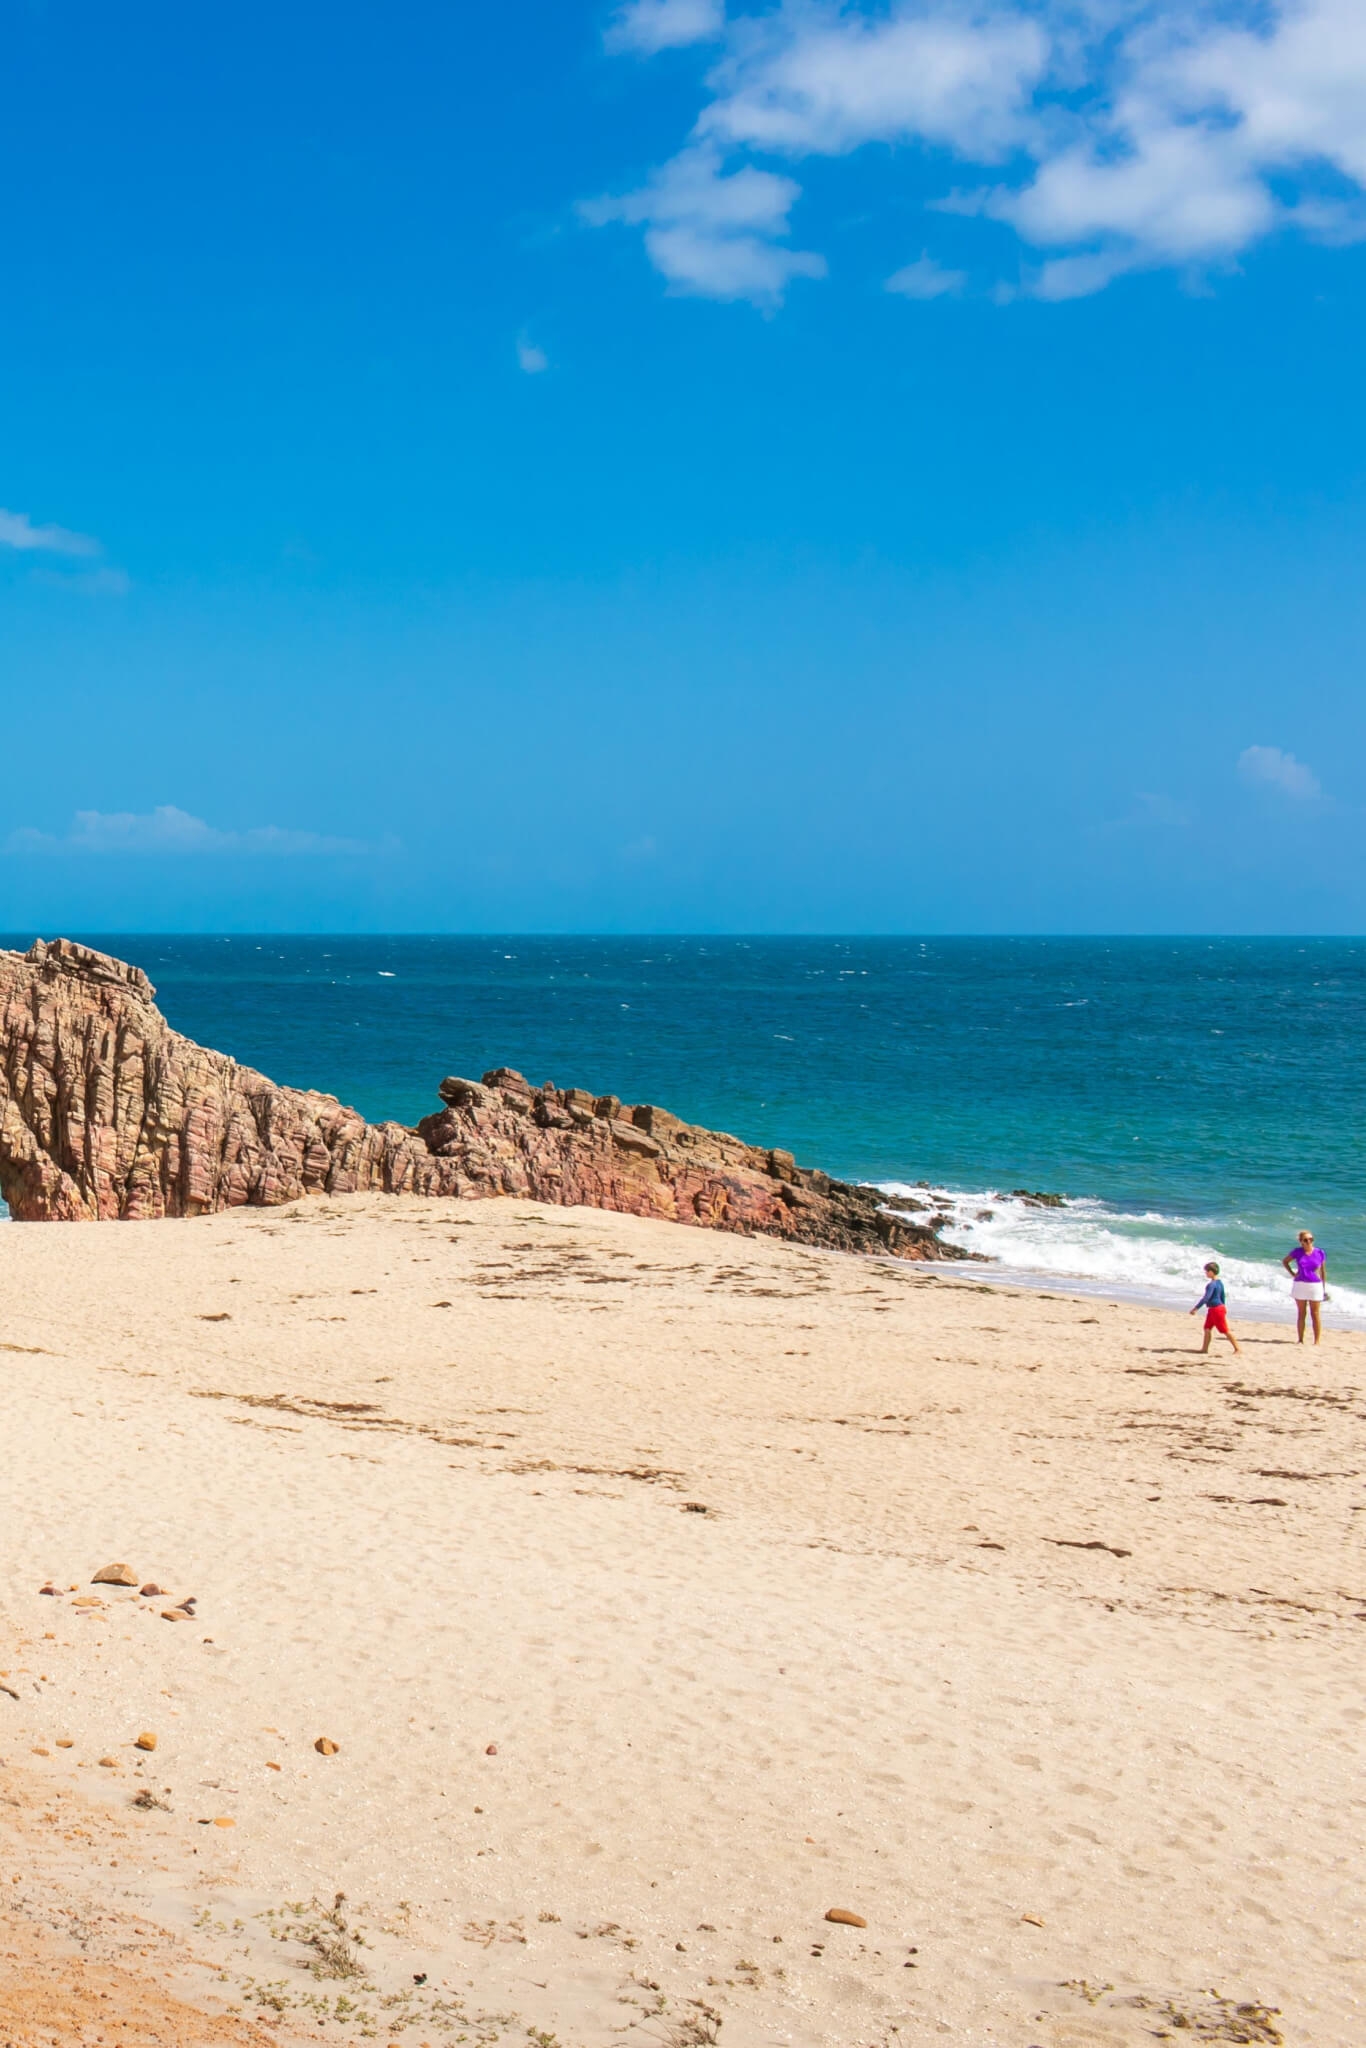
[1191,1261,1241,1356]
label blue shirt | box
[1198,1278,1225,1308]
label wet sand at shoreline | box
[0,1194,1361,2045]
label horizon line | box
[3,930,1365,946]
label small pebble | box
[314,1737,340,1756]
[92,1564,139,1588]
[485,1743,498,1755]
[825,1908,867,1928]
[135,1732,157,1752]
[98,1757,118,1769]
[139,1584,164,1598]
[1021,1914,1045,1928]
[56,1740,74,1750]
[213,1816,235,1828]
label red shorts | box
[1204,1306,1229,1333]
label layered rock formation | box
[0,938,963,1261]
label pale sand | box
[0,1196,1361,2047]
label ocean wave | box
[876,1182,1366,1326]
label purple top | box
[1289,1245,1325,1282]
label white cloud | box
[886,252,966,299]
[0,506,100,556]
[592,1,1366,301]
[5,805,379,857]
[607,0,725,53]
[1238,745,1322,801]
[516,335,550,373]
[1027,247,1136,304]
[582,142,825,303]
[698,5,1047,160]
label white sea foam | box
[877,1182,1366,1326]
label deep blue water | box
[7,934,1364,1312]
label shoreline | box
[878,1176,1366,1327]
[3,1194,1360,1328]
[922,1254,1365,1328]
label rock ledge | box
[0,940,965,1261]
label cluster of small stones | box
[0,938,963,1261]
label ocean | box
[5,934,1363,1322]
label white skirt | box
[1291,1280,1325,1302]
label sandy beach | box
[0,1195,1361,2046]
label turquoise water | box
[7,934,1364,1318]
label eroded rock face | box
[0,939,963,1261]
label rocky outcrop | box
[0,939,965,1261]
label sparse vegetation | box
[306,1892,365,1980]
[658,2003,722,2046]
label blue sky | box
[2,0,1364,934]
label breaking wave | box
[877,1181,1366,1326]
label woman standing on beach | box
[1283,1230,1327,1345]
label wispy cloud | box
[516,334,550,374]
[595,2,1366,304]
[1238,745,1322,801]
[606,0,725,56]
[0,507,100,557]
[886,253,966,300]
[6,805,383,857]
[581,141,824,305]
[0,502,129,591]
[31,565,131,598]
[1135,790,1194,828]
